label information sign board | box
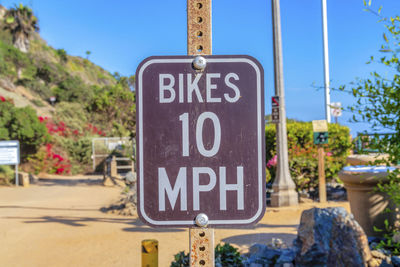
[0,140,20,165]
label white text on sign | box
[158,166,244,211]
[159,73,241,103]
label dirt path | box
[0,176,350,267]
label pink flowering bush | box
[28,116,108,175]
[28,143,71,175]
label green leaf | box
[385,219,389,229]
[368,0,372,6]
[6,16,14,24]
[383,33,389,43]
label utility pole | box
[270,0,298,207]
[322,0,331,123]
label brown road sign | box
[136,55,265,227]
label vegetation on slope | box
[0,4,136,181]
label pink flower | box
[326,152,333,157]
[55,168,65,174]
[52,154,64,161]
[267,155,277,168]
[0,96,5,102]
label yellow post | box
[142,239,158,267]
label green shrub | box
[0,100,49,158]
[62,137,92,164]
[54,75,93,103]
[215,243,244,266]
[30,98,45,107]
[54,101,88,133]
[4,44,30,79]
[18,79,53,100]
[170,243,243,267]
[56,48,68,63]
[0,165,14,185]
[89,83,135,136]
[0,41,22,78]
[34,59,63,84]
[265,122,352,191]
[171,251,189,267]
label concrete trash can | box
[339,165,397,237]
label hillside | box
[0,4,136,180]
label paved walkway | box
[0,176,350,266]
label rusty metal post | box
[188,1,214,266]
[141,239,158,267]
[190,228,214,266]
[187,0,212,55]
[318,147,327,202]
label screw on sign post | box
[312,120,329,203]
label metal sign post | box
[136,2,265,266]
[312,120,328,203]
[317,146,326,203]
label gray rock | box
[392,256,400,267]
[293,207,372,267]
[125,171,136,184]
[244,244,283,266]
[379,259,393,267]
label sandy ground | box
[0,176,350,267]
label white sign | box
[312,120,328,133]
[331,102,342,117]
[0,140,20,165]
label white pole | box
[322,0,331,123]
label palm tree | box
[3,4,39,53]
[85,50,91,59]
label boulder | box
[293,207,372,267]
[392,256,400,267]
[244,244,284,266]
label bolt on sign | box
[136,55,265,227]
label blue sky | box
[1,0,399,136]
